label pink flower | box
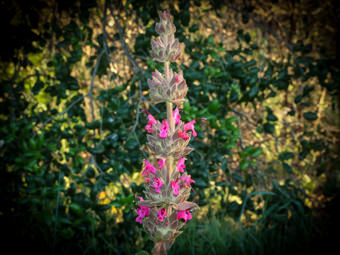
[145,177,150,183]
[159,119,169,138]
[173,107,181,125]
[158,158,165,170]
[157,208,167,221]
[184,120,197,137]
[136,197,150,224]
[177,209,192,225]
[178,130,190,140]
[145,113,157,133]
[142,159,157,176]
[171,180,180,196]
[180,175,195,188]
[175,75,180,83]
[152,72,155,76]
[153,177,163,193]
[176,157,186,173]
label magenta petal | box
[136,216,143,224]
[176,157,186,173]
[158,158,165,170]
[173,107,181,125]
[159,120,169,138]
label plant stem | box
[166,101,174,184]
[165,61,174,185]
[152,242,167,255]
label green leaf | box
[239,160,249,171]
[195,178,209,188]
[282,162,293,173]
[232,173,244,183]
[135,251,150,255]
[267,113,278,121]
[229,89,239,102]
[189,24,199,33]
[33,79,44,95]
[216,181,227,186]
[250,147,262,157]
[303,112,318,121]
[288,109,296,116]
[86,120,101,129]
[295,95,302,104]
[208,99,220,114]
[249,85,259,98]
[69,203,83,216]
[263,122,275,134]
[279,151,294,161]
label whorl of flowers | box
[135,10,200,255]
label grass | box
[169,186,316,255]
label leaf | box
[279,151,294,161]
[135,251,149,255]
[249,85,259,98]
[189,24,199,33]
[69,203,83,216]
[240,160,249,171]
[176,201,199,211]
[86,120,101,129]
[303,112,318,121]
[267,113,278,121]
[208,99,220,114]
[282,162,293,173]
[229,89,239,102]
[195,178,209,188]
[263,122,275,134]
[288,109,295,116]
[295,95,302,104]
[232,172,244,183]
[216,181,227,186]
[250,147,262,157]
[33,79,44,95]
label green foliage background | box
[1,0,339,254]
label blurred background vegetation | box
[0,0,339,254]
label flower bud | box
[155,10,176,35]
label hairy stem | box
[165,61,174,185]
[152,242,167,255]
[166,101,174,184]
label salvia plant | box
[135,10,200,255]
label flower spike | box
[136,10,199,253]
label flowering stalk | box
[136,10,199,255]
